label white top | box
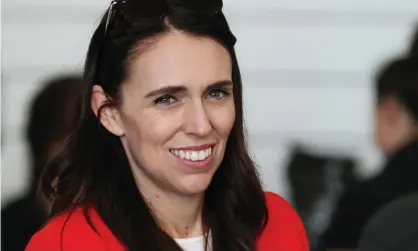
[175,235,209,251]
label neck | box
[146,190,205,239]
[132,169,205,239]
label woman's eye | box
[207,89,230,100]
[154,95,176,106]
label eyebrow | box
[144,80,233,98]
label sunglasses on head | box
[104,0,223,36]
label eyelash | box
[153,88,231,106]
[154,95,176,106]
[207,88,230,100]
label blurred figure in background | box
[319,56,418,249]
[408,23,418,56]
[286,146,358,250]
[1,75,83,251]
[358,192,418,251]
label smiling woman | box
[25,0,309,251]
[99,32,236,197]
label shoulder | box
[358,193,418,251]
[256,191,309,251]
[264,191,305,226]
[25,206,124,251]
[264,191,297,214]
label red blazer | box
[25,192,309,251]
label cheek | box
[124,112,177,149]
[374,111,386,132]
[373,112,394,151]
[122,114,178,172]
[374,116,385,142]
[374,114,381,134]
[209,103,235,137]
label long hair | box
[40,1,268,250]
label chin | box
[178,175,214,195]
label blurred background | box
[2,0,418,250]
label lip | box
[174,154,214,170]
[171,144,215,151]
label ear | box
[91,85,125,136]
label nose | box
[182,101,212,137]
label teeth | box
[170,147,213,162]
[198,151,205,160]
[191,151,198,161]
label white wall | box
[2,0,417,204]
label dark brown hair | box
[40,1,268,250]
[376,56,418,120]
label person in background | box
[25,0,309,251]
[319,56,418,249]
[1,75,83,251]
[286,146,358,250]
[408,23,418,56]
[358,193,418,251]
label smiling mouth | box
[169,146,213,162]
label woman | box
[25,0,309,250]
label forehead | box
[125,31,232,92]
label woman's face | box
[117,31,235,195]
